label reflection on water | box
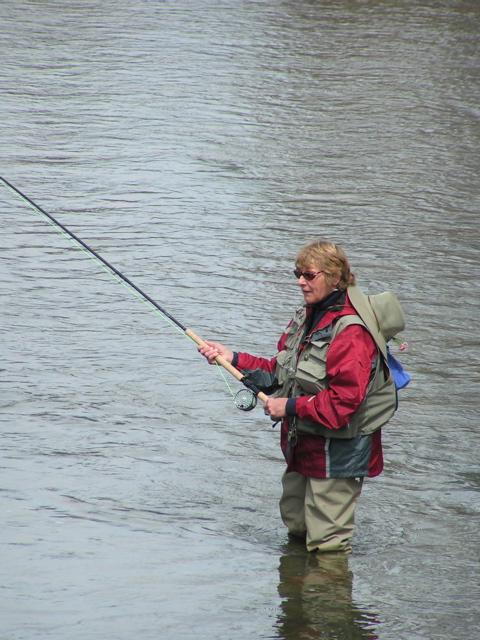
[276,542,380,640]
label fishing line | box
[0,176,265,410]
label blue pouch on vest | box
[387,350,411,390]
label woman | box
[200,240,397,553]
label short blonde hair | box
[296,240,356,290]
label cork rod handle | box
[185,328,268,403]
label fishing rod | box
[0,175,267,411]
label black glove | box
[242,369,279,395]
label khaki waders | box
[279,471,364,553]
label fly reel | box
[234,388,258,411]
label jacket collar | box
[304,289,362,338]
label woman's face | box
[296,264,337,305]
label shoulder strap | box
[331,314,367,341]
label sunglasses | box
[293,268,324,281]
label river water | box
[1,1,479,638]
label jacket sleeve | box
[235,352,277,374]
[293,324,378,431]
[235,323,291,374]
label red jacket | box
[236,294,383,479]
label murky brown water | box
[1,1,479,638]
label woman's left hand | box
[263,397,288,420]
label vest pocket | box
[295,340,329,394]
[274,349,297,396]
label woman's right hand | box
[198,340,233,365]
